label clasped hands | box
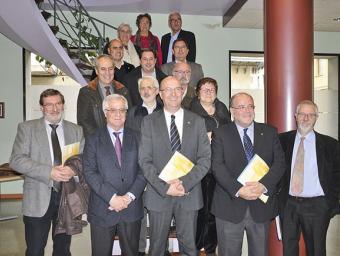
[109,194,132,212]
[166,179,186,197]
[238,181,266,200]
[50,165,75,182]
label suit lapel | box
[253,122,264,154]
[157,111,172,153]
[100,128,120,169]
[230,123,248,165]
[315,132,325,181]
[181,110,194,153]
[38,118,52,164]
[286,131,297,179]
[121,129,133,176]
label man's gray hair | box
[102,94,128,112]
[94,54,114,72]
[117,23,132,33]
[296,100,319,114]
[138,76,159,91]
[230,92,254,108]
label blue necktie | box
[243,128,254,162]
[170,115,181,152]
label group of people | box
[8,10,340,256]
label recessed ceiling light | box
[333,17,340,22]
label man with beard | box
[279,100,340,256]
[172,62,196,109]
[10,89,84,256]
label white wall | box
[0,33,24,193]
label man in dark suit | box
[279,100,340,256]
[139,76,211,256]
[161,38,204,88]
[10,89,84,256]
[211,92,285,256]
[77,54,132,137]
[161,12,196,64]
[124,49,167,106]
[90,39,135,83]
[83,94,146,256]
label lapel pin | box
[260,133,264,136]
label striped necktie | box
[243,128,254,162]
[170,115,181,152]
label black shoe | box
[164,250,171,256]
[138,252,145,256]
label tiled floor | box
[1,199,339,256]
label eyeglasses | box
[43,102,63,110]
[105,108,127,114]
[232,105,255,111]
[200,88,216,94]
[111,46,123,50]
[173,70,191,75]
[173,46,187,50]
[140,86,156,91]
[161,87,183,94]
[297,113,318,119]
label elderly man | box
[125,76,162,133]
[172,62,196,109]
[161,12,196,64]
[125,76,162,256]
[211,92,285,256]
[279,100,340,256]
[83,94,146,256]
[124,49,167,106]
[139,76,211,256]
[117,23,140,67]
[91,39,135,83]
[161,38,203,88]
[77,54,132,137]
[10,89,84,256]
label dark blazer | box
[278,130,340,216]
[83,127,146,227]
[211,122,285,223]
[161,29,196,64]
[77,78,132,137]
[123,66,167,106]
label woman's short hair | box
[196,77,218,95]
[136,13,152,28]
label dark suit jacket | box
[278,130,340,216]
[83,127,146,227]
[139,109,211,211]
[123,66,167,106]
[77,78,132,137]
[211,122,285,223]
[161,29,196,64]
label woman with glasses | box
[190,77,231,256]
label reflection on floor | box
[1,200,339,256]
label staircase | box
[35,0,117,82]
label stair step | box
[49,25,59,35]
[41,10,51,20]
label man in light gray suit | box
[161,38,204,88]
[139,76,211,256]
[10,89,84,256]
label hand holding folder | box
[237,154,269,203]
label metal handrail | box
[42,0,117,63]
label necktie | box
[243,128,254,162]
[291,137,305,195]
[170,115,181,152]
[104,86,111,96]
[49,124,61,191]
[113,132,122,166]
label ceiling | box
[75,0,340,32]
